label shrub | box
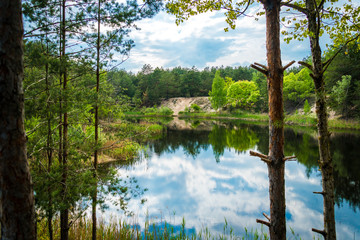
[303,100,311,115]
[159,106,174,116]
[190,103,201,112]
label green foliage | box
[325,45,360,118]
[280,0,360,48]
[303,99,311,115]
[283,68,314,103]
[209,71,227,110]
[190,103,201,112]
[104,65,259,108]
[226,80,260,110]
[330,75,351,114]
[166,0,254,31]
[252,72,268,112]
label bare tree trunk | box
[92,1,101,239]
[250,0,287,238]
[306,0,336,239]
[0,0,36,239]
[45,36,54,240]
[60,0,69,239]
[264,0,286,239]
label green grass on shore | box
[37,216,272,240]
[176,111,360,130]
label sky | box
[118,6,325,73]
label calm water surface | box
[104,118,360,239]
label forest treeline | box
[106,44,360,118]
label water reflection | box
[108,119,360,239]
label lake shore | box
[124,111,360,131]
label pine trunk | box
[45,38,54,240]
[265,0,286,239]
[60,0,69,239]
[0,0,36,239]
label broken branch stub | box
[312,228,327,237]
[256,219,270,227]
[263,212,270,221]
[282,60,296,71]
[250,150,269,159]
[250,151,272,164]
[298,61,313,71]
[250,64,268,76]
[284,155,296,161]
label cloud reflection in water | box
[103,125,360,239]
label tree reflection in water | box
[146,119,360,212]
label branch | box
[256,219,270,227]
[250,64,268,76]
[322,33,360,73]
[282,60,296,72]
[254,62,268,70]
[250,151,271,164]
[318,0,326,11]
[262,213,270,221]
[281,2,308,15]
[313,191,324,195]
[284,155,296,161]
[298,61,313,72]
[250,151,269,159]
[260,158,272,164]
[312,228,326,237]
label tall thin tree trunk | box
[45,35,54,240]
[0,0,36,239]
[60,0,69,239]
[264,0,286,239]
[306,0,336,239]
[92,1,101,239]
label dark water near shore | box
[104,118,360,239]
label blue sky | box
[118,6,323,73]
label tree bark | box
[0,0,36,239]
[45,36,54,240]
[306,0,336,239]
[60,0,69,239]
[264,0,286,239]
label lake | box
[102,118,360,239]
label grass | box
[37,216,273,240]
[178,111,269,122]
[124,107,174,117]
[178,111,360,130]
[285,114,317,127]
[328,118,360,130]
[36,215,318,240]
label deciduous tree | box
[209,71,227,111]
